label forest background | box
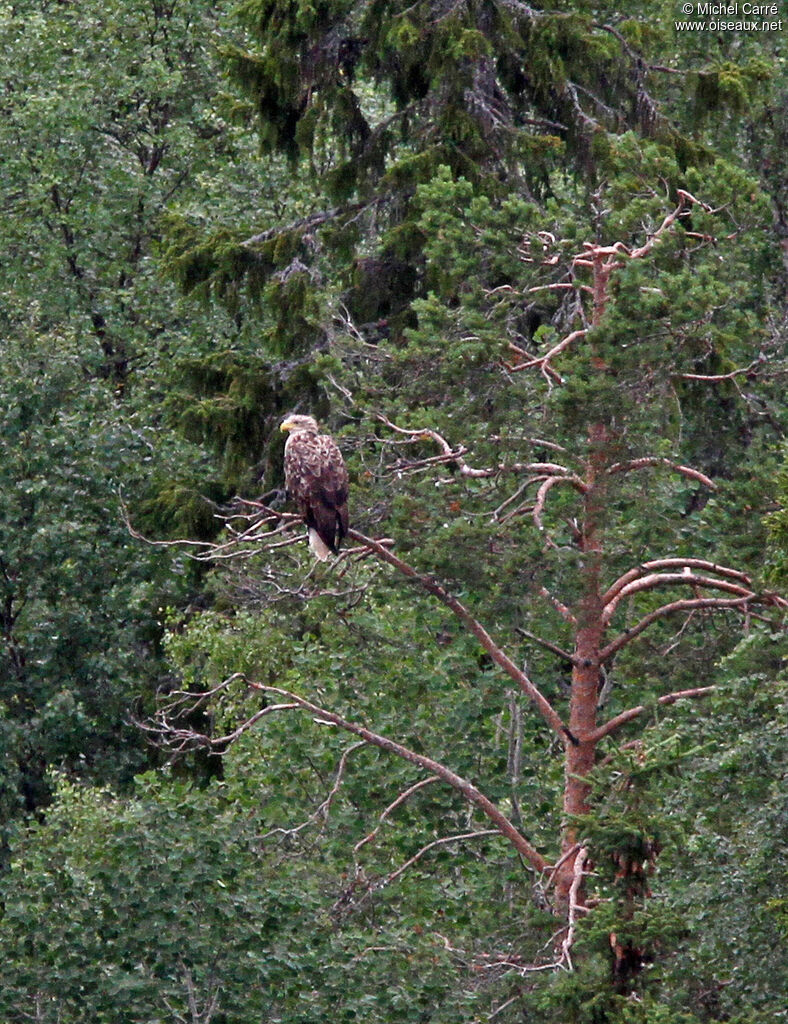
[0,0,787,1021]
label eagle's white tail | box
[308,528,332,561]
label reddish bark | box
[555,420,609,907]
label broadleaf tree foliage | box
[0,0,250,818]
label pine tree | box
[151,2,788,1016]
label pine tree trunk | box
[555,255,611,910]
[555,426,607,907]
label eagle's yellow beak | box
[280,419,293,432]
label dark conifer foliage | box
[161,0,785,450]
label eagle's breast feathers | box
[280,415,349,560]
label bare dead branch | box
[525,281,593,295]
[490,993,523,1019]
[659,610,699,656]
[240,200,383,248]
[491,435,569,454]
[543,843,581,891]
[629,191,700,260]
[560,846,590,970]
[138,698,302,752]
[375,414,571,478]
[516,627,577,665]
[146,673,549,871]
[347,945,407,963]
[493,478,538,521]
[506,692,524,822]
[121,497,217,554]
[602,558,752,607]
[384,447,474,475]
[122,493,304,564]
[675,358,765,382]
[533,475,588,536]
[606,457,716,491]
[603,572,756,626]
[432,930,569,980]
[599,596,754,662]
[504,329,587,376]
[619,572,754,601]
[156,676,243,715]
[347,528,573,747]
[538,586,577,626]
[245,680,550,872]
[562,192,707,327]
[589,687,717,743]
[178,961,221,1024]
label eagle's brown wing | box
[284,432,349,555]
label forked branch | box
[505,329,588,378]
[375,414,572,478]
[560,846,590,971]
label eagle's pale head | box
[280,414,319,434]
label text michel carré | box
[695,3,779,13]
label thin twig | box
[260,742,366,841]
[354,776,440,855]
[383,830,500,888]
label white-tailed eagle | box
[280,414,349,560]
